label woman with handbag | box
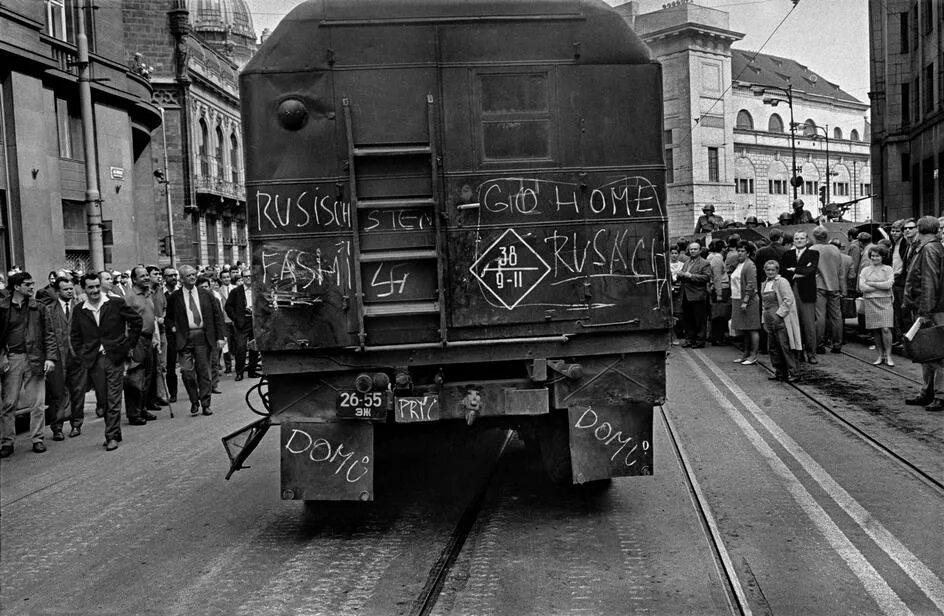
[731,240,761,364]
[858,245,896,366]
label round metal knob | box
[277,98,308,131]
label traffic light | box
[159,236,170,256]
[818,185,827,205]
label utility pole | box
[76,1,105,272]
[159,108,178,268]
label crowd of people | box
[0,262,259,457]
[671,214,944,412]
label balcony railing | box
[47,38,79,76]
[194,176,245,201]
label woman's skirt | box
[863,295,894,330]
[731,294,761,331]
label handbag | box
[711,300,732,320]
[903,324,944,362]
[841,297,857,319]
[854,297,864,315]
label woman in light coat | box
[761,260,803,382]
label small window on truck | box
[477,72,552,162]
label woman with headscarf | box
[731,240,760,364]
[858,245,895,365]
[761,260,803,382]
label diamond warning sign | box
[470,229,551,310]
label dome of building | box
[187,0,257,68]
[188,0,256,40]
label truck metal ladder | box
[341,94,447,348]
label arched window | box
[802,119,816,137]
[767,113,784,133]
[850,129,860,141]
[215,126,225,180]
[198,118,209,177]
[230,133,240,184]
[736,110,754,130]
[833,127,843,140]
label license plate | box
[337,391,387,420]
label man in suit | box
[45,276,78,440]
[225,270,259,381]
[167,265,225,416]
[676,242,712,348]
[70,273,142,451]
[162,266,180,403]
[780,230,820,363]
[892,219,917,346]
[0,272,57,457]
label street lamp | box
[753,84,799,200]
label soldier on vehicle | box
[694,204,723,235]
[789,198,815,225]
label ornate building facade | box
[126,0,255,267]
[620,0,872,237]
[0,0,163,274]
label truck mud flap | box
[280,421,374,502]
[221,416,272,480]
[567,404,653,484]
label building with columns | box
[127,0,255,268]
[869,0,944,222]
[621,0,872,238]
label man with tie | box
[167,265,225,416]
[225,270,259,381]
[45,276,78,440]
[70,273,142,451]
[892,219,916,345]
[780,230,820,363]
[676,242,712,348]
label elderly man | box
[167,265,225,416]
[780,230,820,363]
[676,242,712,348]
[902,216,944,411]
[0,272,57,457]
[225,270,260,380]
[809,226,843,353]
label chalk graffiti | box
[573,406,649,468]
[284,428,370,484]
[253,187,352,232]
[395,396,440,423]
[465,176,669,312]
[260,241,352,293]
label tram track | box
[409,431,514,616]
[838,349,925,386]
[659,405,755,616]
[754,357,944,498]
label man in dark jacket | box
[780,230,820,363]
[71,273,142,451]
[902,216,944,411]
[0,272,57,457]
[677,242,712,348]
[44,276,78,440]
[224,270,259,381]
[166,265,225,416]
